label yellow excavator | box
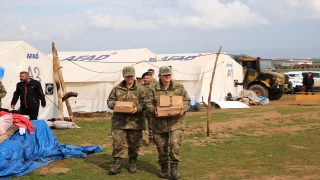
[231,55,289,100]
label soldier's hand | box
[132,106,137,114]
[155,108,158,116]
[180,107,184,115]
[11,104,15,109]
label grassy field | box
[13,95,320,180]
[277,69,320,73]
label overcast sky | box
[0,0,319,58]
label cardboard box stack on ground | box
[156,95,183,118]
[114,101,135,113]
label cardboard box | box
[114,101,135,113]
[157,95,183,107]
[156,105,183,118]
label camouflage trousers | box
[112,129,143,158]
[145,111,154,139]
[154,129,184,164]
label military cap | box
[159,66,172,75]
[123,66,135,77]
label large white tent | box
[0,41,58,119]
[48,50,243,113]
[48,48,155,113]
[135,53,244,103]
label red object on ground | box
[0,111,34,134]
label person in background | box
[148,69,159,84]
[0,80,7,108]
[107,66,145,175]
[226,93,236,101]
[141,72,155,145]
[136,77,144,85]
[302,72,314,94]
[145,66,190,179]
[11,71,46,120]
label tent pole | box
[53,44,74,122]
[52,42,64,121]
[207,46,222,137]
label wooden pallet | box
[0,125,19,144]
[294,92,320,105]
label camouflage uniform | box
[142,82,155,141]
[0,82,7,108]
[145,67,190,165]
[152,77,159,84]
[107,67,146,159]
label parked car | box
[284,71,320,91]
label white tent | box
[133,53,244,102]
[48,48,155,113]
[0,41,58,119]
[48,49,243,113]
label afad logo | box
[27,52,39,59]
[226,63,233,67]
[62,55,110,61]
[149,56,197,62]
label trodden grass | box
[13,95,320,180]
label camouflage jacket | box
[145,80,190,133]
[142,83,151,89]
[0,82,7,108]
[152,77,159,84]
[107,80,146,130]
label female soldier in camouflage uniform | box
[145,66,190,179]
[107,66,146,175]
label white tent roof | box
[48,48,154,83]
[47,49,243,113]
[135,52,244,102]
[0,41,58,119]
[47,48,156,113]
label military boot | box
[128,157,137,173]
[109,158,122,175]
[170,163,180,179]
[158,163,168,178]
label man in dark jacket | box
[11,71,46,120]
[302,72,314,94]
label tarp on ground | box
[0,120,103,179]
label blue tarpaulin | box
[0,120,103,179]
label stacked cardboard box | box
[114,101,135,113]
[156,95,183,118]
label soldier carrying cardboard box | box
[145,66,190,179]
[107,66,146,175]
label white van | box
[284,71,320,90]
